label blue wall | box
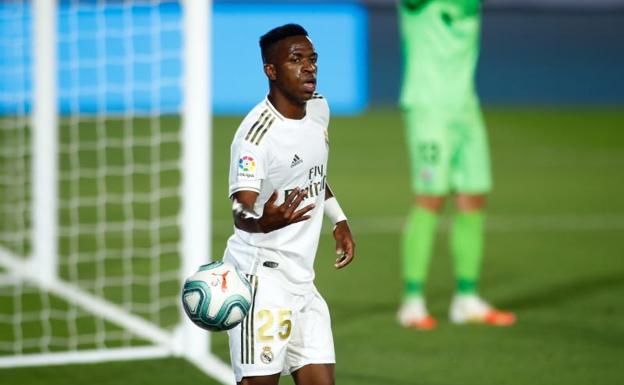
[368,5,624,106]
[213,4,367,114]
[0,2,368,115]
[3,2,622,114]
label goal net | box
[0,1,230,383]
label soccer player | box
[396,0,515,329]
[223,24,355,385]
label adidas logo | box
[290,154,303,168]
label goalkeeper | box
[397,0,515,329]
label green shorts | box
[403,103,492,195]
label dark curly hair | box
[259,24,309,64]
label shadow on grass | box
[339,370,438,385]
[498,271,624,310]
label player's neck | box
[267,91,306,120]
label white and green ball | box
[181,261,252,332]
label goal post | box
[31,0,58,288]
[0,1,232,383]
[179,0,215,367]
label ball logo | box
[182,261,251,332]
[211,270,230,292]
[238,155,256,173]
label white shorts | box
[227,274,335,382]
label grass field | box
[2,107,624,385]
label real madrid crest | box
[260,346,274,364]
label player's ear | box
[264,63,277,81]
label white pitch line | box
[211,214,624,236]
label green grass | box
[2,107,624,384]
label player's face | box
[267,36,318,104]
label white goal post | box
[0,0,232,383]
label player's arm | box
[325,184,355,269]
[232,188,315,233]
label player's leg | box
[285,287,335,384]
[402,194,445,298]
[450,196,515,326]
[399,0,483,329]
[291,364,335,385]
[451,193,486,296]
[448,98,515,326]
[398,105,452,330]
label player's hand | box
[333,220,355,269]
[258,188,315,233]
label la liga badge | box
[238,155,256,178]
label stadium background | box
[1,0,623,384]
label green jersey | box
[399,0,491,194]
[399,0,482,109]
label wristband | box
[232,199,260,219]
[324,197,347,225]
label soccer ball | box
[181,261,252,332]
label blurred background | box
[1,1,623,385]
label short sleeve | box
[228,140,268,197]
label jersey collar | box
[264,97,309,126]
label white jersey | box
[224,95,330,294]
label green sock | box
[451,211,484,295]
[402,207,439,299]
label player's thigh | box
[403,108,452,195]
[228,275,297,382]
[450,100,492,194]
[292,364,335,385]
[285,289,335,376]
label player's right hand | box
[258,188,315,233]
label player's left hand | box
[333,220,355,269]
